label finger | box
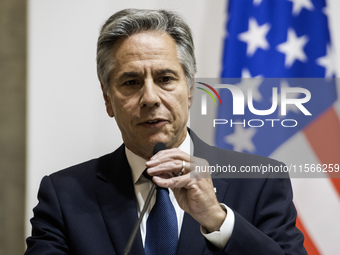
[153,170,214,190]
[147,148,190,165]
[174,160,186,176]
[147,159,186,176]
[152,171,191,189]
[147,160,182,176]
[146,148,190,176]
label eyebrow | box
[118,69,179,80]
[119,72,140,80]
[153,69,179,77]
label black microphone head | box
[153,142,166,155]
[143,143,166,182]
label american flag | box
[215,0,340,254]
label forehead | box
[112,31,182,72]
[114,31,177,53]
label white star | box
[316,44,337,78]
[322,6,329,17]
[287,0,314,16]
[277,29,308,68]
[225,125,256,153]
[241,68,262,79]
[238,18,271,56]
[254,0,263,6]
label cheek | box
[112,96,139,119]
[171,95,189,119]
[181,86,191,108]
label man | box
[25,9,307,254]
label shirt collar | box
[125,131,193,184]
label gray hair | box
[97,8,197,91]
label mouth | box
[138,118,168,128]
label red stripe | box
[303,106,340,195]
[296,215,321,255]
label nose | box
[139,80,161,108]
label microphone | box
[142,142,166,180]
[153,142,167,154]
[123,142,166,255]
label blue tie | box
[145,187,178,255]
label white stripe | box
[271,132,340,255]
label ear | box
[188,82,194,109]
[100,82,115,118]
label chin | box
[145,135,171,148]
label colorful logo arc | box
[196,82,222,106]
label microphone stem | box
[123,183,157,255]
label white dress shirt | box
[125,132,235,249]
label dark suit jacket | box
[25,130,307,255]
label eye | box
[123,80,139,86]
[159,76,172,83]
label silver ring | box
[176,160,185,176]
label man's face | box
[102,31,192,159]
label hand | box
[145,148,226,233]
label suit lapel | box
[177,213,207,254]
[96,145,144,255]
[189,129,230,204]
[177,185,230,255]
